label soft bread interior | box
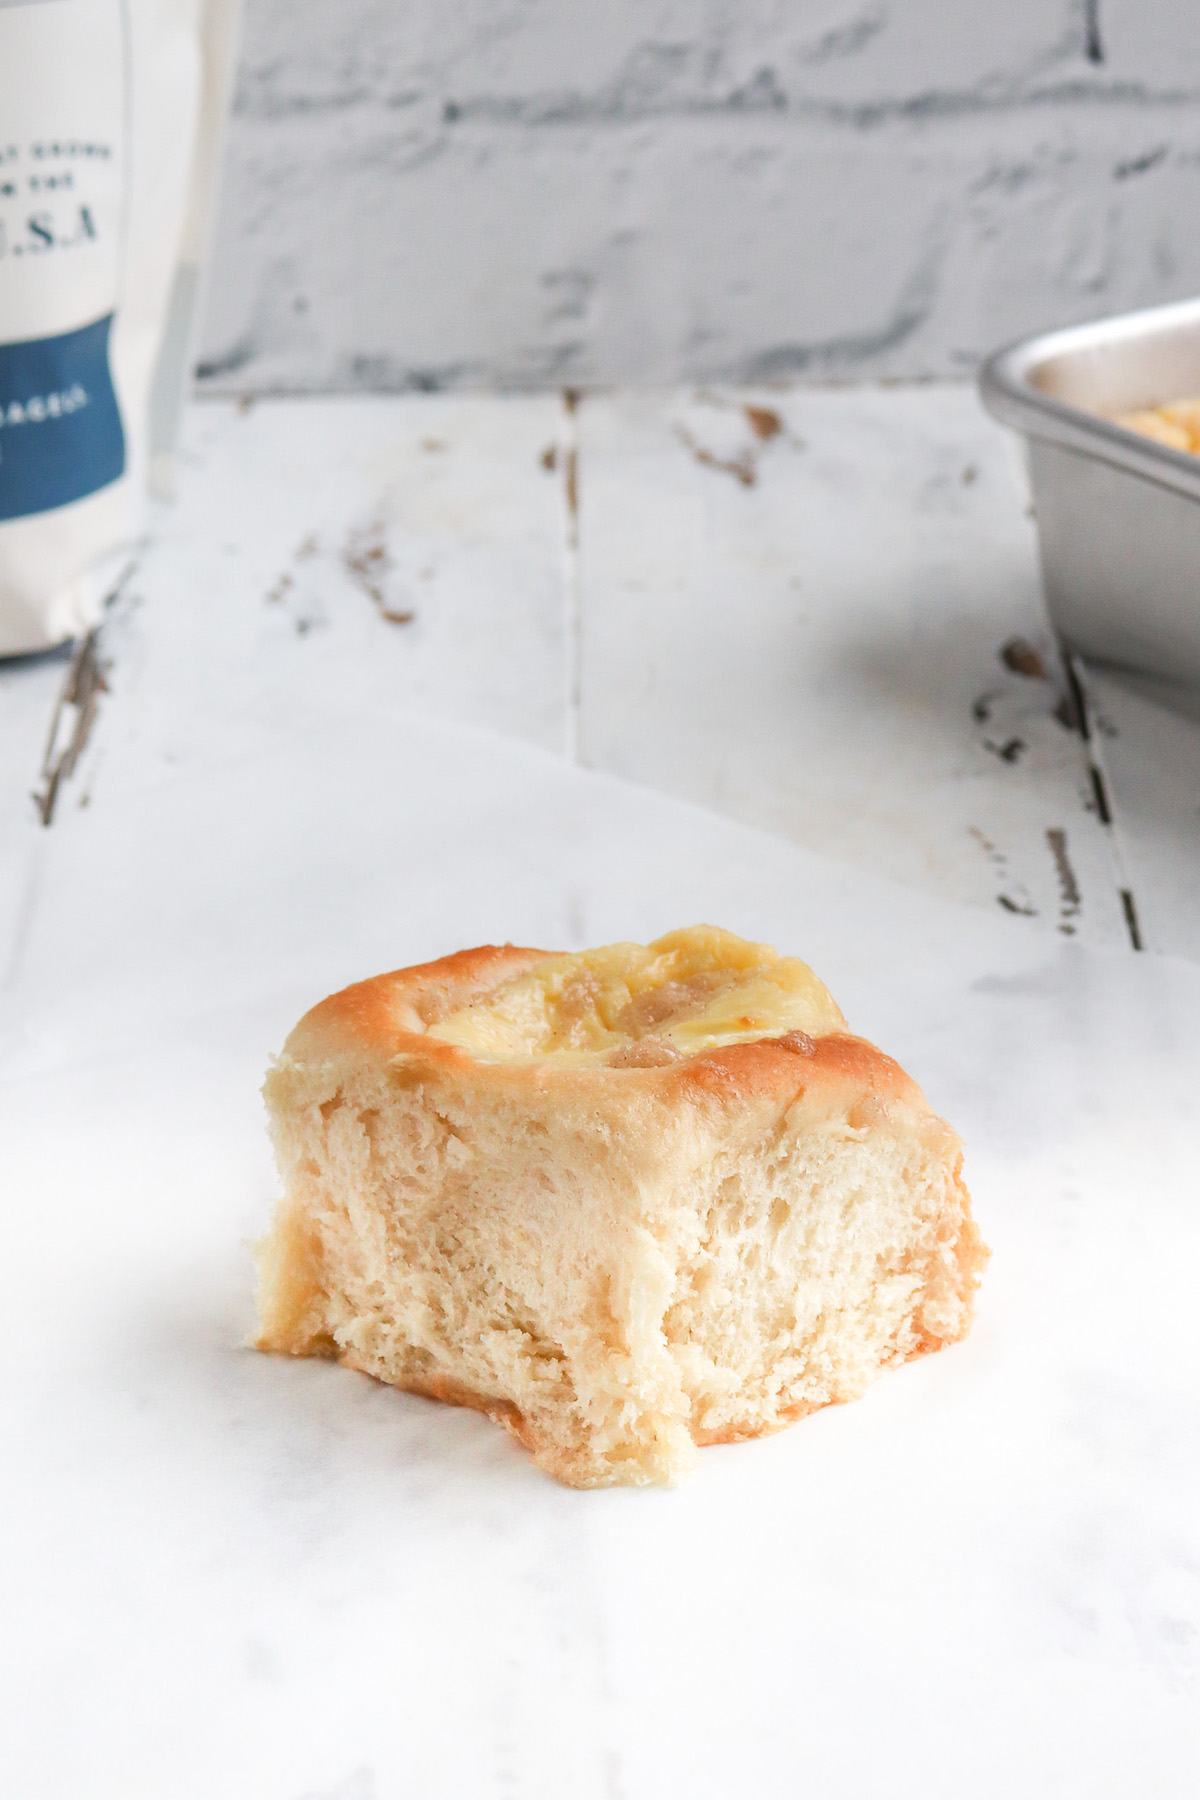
[661,1111,977,1447]
[257,929,984,1488]
[258,1060,698,1485]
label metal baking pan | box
[979,296,1200,688]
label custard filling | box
[425,925,845,1064]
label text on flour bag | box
[0,0,238,656]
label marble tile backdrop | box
[198,0,1200,389]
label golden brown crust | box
[282,945,934,1127]
[672,1029,924,1112]
[335,1356,611,1486]
[692,1393,833,1446]
[286,943,551,1063]
[342,1355,527,1435]
[904,1156,989,1355]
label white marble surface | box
[203,0,1200,388]
[2,705,1199,1799]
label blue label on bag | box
[0,313,125,521]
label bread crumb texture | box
[256,926,988,1487]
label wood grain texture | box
[0,384,1195,988]
[576,384,1132,943]
[1079,662,1200,960]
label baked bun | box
[255,926,987,1487]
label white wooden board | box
[1,383,1197,994]
[0,643,74,982]
[576,385,1131,945]
[1082,663,1200,961]
[118,392,570,776]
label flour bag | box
[0,0,238,654]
